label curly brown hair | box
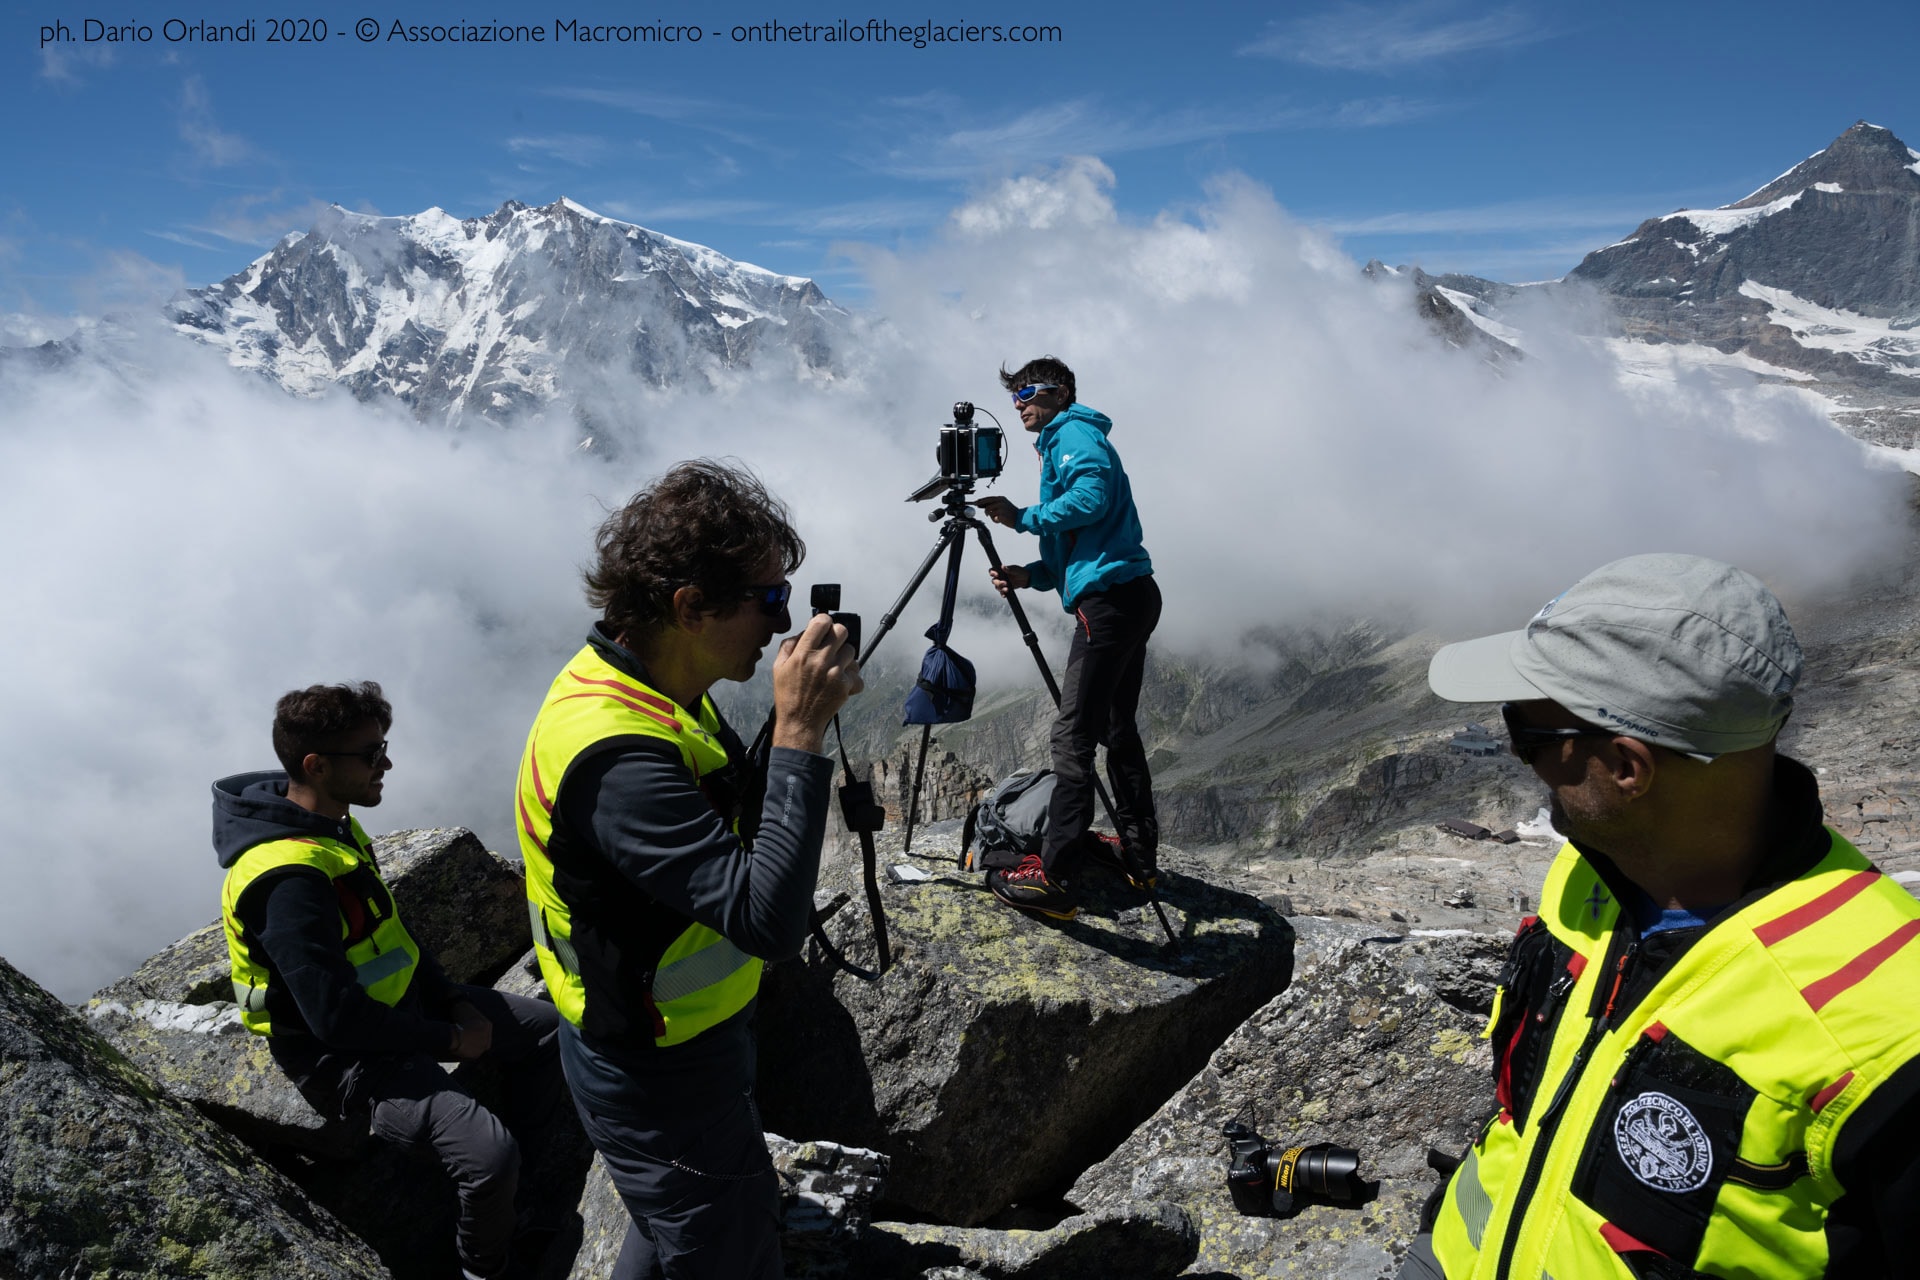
[998,355,1077,405]
[585,459,805,640]
[273,681,391,780]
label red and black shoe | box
[1084,832,1158,890]
[988,853,1080,920]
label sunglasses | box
[316,739,389,768]
[1010,383,1061,405]
[1499,705,1619,765]
[738,581,793,618]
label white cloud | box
[179,75,256,168]
[1,161,1904,999]
[1243,2,1548,71]
[506,133,616,168]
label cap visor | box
[1428,630,1546,703]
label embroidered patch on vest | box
[1614,1091,1713,1192]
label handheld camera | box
[1223,1121,1369,1218]
[810,584,862,662]
[908,401,1006,502]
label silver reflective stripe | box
[653,936,753,1003]
[354,947,411,989]
[232,979,268,1013]
[527,900,582,975]
[1456,1148,1493,1250]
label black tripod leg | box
[968,522,1180,952]
[859,521,962,669]
[903,722,933,852]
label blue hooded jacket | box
[1015,402,1152,610]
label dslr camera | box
[1223,1121,1369,1218]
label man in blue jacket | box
[979,355,1160,919]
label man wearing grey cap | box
[1402,553,1920,1280]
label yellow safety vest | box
[515,643,762,1048]
[1433,832,1920,1278]
[220,820,423,1037]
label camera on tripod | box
[1223,1121,1370,1218]
[907,401,1006,502]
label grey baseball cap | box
[1427,553,1802,758]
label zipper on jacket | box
[1492,935,1639,1280]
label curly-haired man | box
[514,459,861,1280]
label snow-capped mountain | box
[166,198,845,422]
[1567,122,1920,431]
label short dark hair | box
[274,681,392,780]
[999,355,1076,405]
[584,458,804,640]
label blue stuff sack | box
[903,621,976,725]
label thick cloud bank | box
[1,160,1905,996]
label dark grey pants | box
[343,986,564,1279]
[1041,572,1162,873]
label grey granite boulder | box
[93,826,531,1006]
[1067,924,1505,1279]
[0,954,385,1278]
[859,1201,1198,1278]
[754,833,1294,1226]
[567,1134,890,1279]
[83,998,370,1157]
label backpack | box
[960,768,1056,873]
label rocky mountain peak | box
[1730,121,1920,209]
[166,197,845,424]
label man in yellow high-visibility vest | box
[1401,553,1920,1280]
[516,460,862,1279]
[217,681,564,1280]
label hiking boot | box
[1085,832,1158,890]
[989,853,1079,920]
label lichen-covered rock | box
[1067,926,1505,1278]
[567,1134,890,1279]
[858,1201,1198,1278]
[755,832,1294,1226]
[0,954,385,1278]
[84,998,370,1157]
[92,826,531,1006]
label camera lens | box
[1293,1145,1362,1199]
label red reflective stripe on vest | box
[1802,920,1920,1012]
[528,737,553,812]
[1810,1072,1855,1113]
[1755,871,1881,946]
[566,670,676,714]
[517,790,548,855]
[556,690,677,731]
[1600,1223,1664,1256]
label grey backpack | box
[961,769,1056,873]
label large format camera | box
[908,401,1005,502]
[1223,1121,1369,1218]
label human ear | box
[672,585,707,631]
[1607,737,1658,800]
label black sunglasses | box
[1499,705,1619,764]
[315,739,389,768]
[738,581,792,619]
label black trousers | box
[337,986,565,1279]
[1040,573,1162,873]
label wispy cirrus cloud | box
[1241,2,1549,71]
[178,76,257,168]
[506,133,622,168]
[39,43,115,85]
[871,95,1438,180]
[1317,196,1657,236]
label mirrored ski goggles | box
[739,581,793,618]
[1010,383,1060,404]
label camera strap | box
[751,708,890,982]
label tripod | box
[859,484,1179,951]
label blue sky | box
[7,0,1918,317]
